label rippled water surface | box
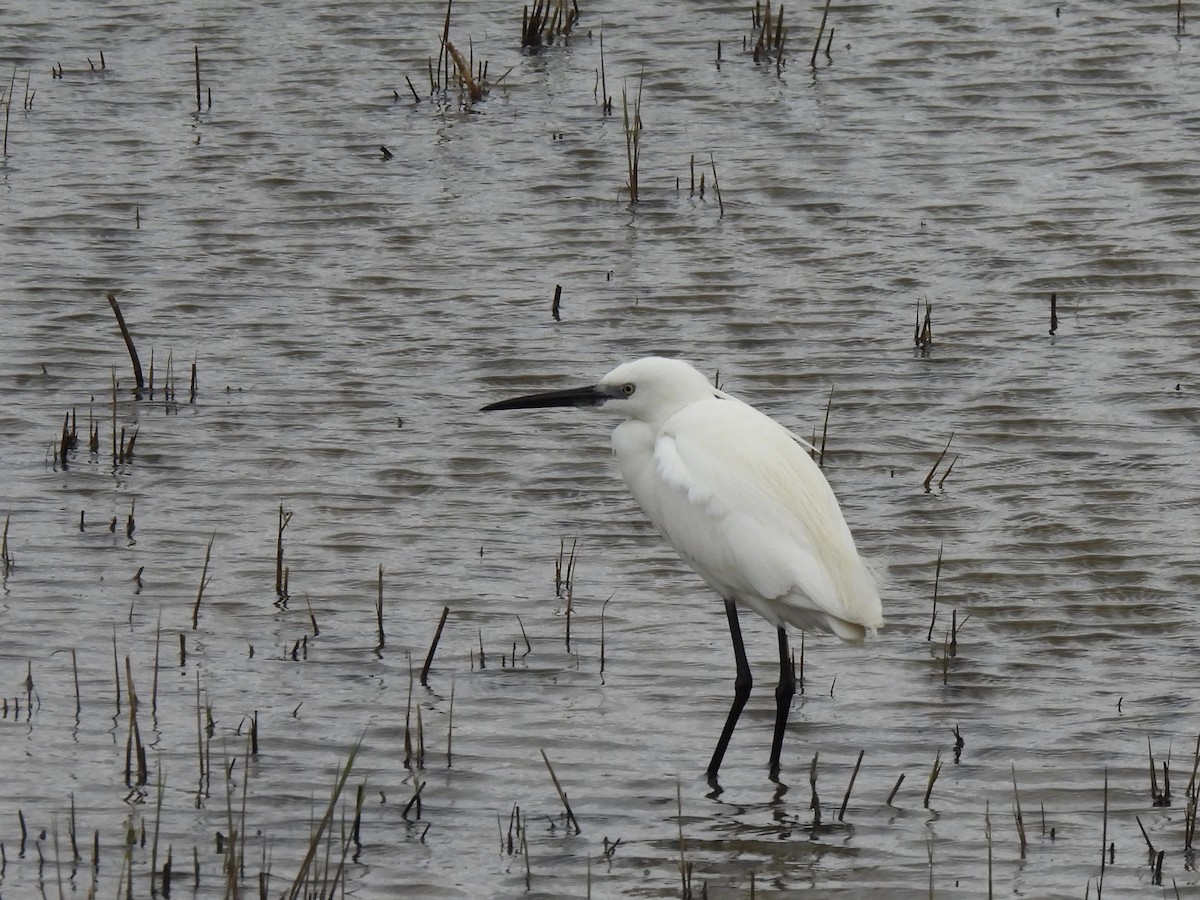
[3,0,1200,896]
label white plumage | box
[483,356,882,782]
[602,358,882,642]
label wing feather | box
[622,397,881,640]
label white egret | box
[482,357,882,783]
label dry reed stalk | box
[68,793,79,864]
[1099,769,1109,893]
[1,513,13,575]
[541,749,581,833]
[555,536,578,597]
[192,534,214,629]
[107,293,145,394]
[922,749,942,808]
[985,800,993,898]
[551,284,562,321]
[676,780,691,897]
[809,752,822,824]
[376,564,385,647]
[445,41,483,102]
[922,432,955,491]
[70,647,80,717]
[446,678,455,767]
[926,542,944,640]
[111,629,122,715]
[401,779,426,821]
[404,660,415,768]
[275,504,292,601]
[284,735,364,899]
[1049,292,1058,335]
[151,616,162,716]
[811,0,832,67]
[124,657,147,787]
[193,46,201,112]
[194,672,206,799]
[1011,765,1028,857]
[622,71,643,204]
[437,0,452,88]
[597,29,612,114]
[3,66,15,157]
[150,761,165,895]
[709,152,724,217]
[110,368,117,464]
[516,614,532,657]
[913,297,933,352]
[420,606,450,685]
[838,750,865,821]
[599,594,613,675]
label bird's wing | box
[646,398,881,637]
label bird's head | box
[482,357,721,426]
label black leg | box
[768,626,795,781]
[706,598,753,785]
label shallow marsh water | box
[2,0,1200,897]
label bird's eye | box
[621,383,636,396]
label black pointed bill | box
[481,383,619,412]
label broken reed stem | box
[112,629,122,715]
[420,606,450,686]
[598,26,610,113]
[923,748,942,808]
[194,46,201,112]
[376,564,385,646]
[124,657,148,787]
[516,614,532,657]
[922,431,955,491]
[599,594,613,675]
[3,65,15,157]
[446,679,455,767]
[1012,765,1028,858]
[811,0,833,68]
[194,671,206,792]
[106,293,145,394]
[551,283,562,321]
[152,615,162,716]
[404,659,415,767]
[927,542,944,641]
[71,648,81,717]
[540,749,581,834]
[838,750,865,821]
[445,41,483,102]
[1,513,12,575]
[275,504,292,600]
[708,152,724,217]
[192,533,215,629]
[985,800,994,898]
[887,773,905,806]
[150,760,165,895]
[914,297,933,349]
[809,752,822,825]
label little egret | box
[482,357,882,783]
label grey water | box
[2,0,1200,896]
